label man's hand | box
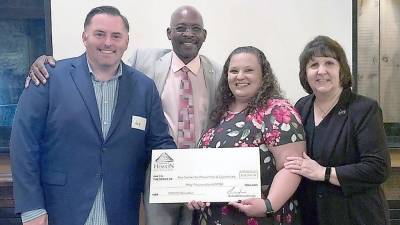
[25,55,56,88]
[186,200,210,211]
[23,214,48,225]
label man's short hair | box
[84,6,130,32]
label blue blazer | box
[10,54,176,225]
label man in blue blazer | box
[10,6,175,225]
[26,5,221,225]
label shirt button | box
[102,147,107,152]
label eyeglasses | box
[172,25,204,35]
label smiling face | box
[167,6,207,64]
[227,53,263,104]
[306,56,342,96]
[82,13,129,70]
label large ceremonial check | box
[149,147,261,203]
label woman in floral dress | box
[189,46,306,225]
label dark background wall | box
[0,0,50,154]
[0,1,50,224]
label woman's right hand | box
[285,152,325,181]
[229,198,268,217]
[26,55,56,87]
[186,201,210,210]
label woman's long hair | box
[208,46,282,128]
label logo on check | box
[153,152,175,171]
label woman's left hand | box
[284,152,325,181]
[228,198,267,217]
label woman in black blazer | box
[284,36,391,225]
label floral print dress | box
[198,99,305,225]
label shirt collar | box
[171,52,201,76]
[86,56,123,81]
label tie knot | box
[181,66,189,73]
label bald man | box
[128,6,221,225]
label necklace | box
[314,91,341,119]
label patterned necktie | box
[177,66,195,148]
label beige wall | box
[51,0,352,103]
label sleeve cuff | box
[21,209,47,223]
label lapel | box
[199,55,218,132]
[105,63,136,142]
[69,54,103,140]
[200,55,217,92]
[297,95,315,155]
[153,51,173,94]
[318,88,353,163]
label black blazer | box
[295,88,391,225]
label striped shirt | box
[21,61,122,224]
[84,62,122,225]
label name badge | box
[131,116,147,131]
